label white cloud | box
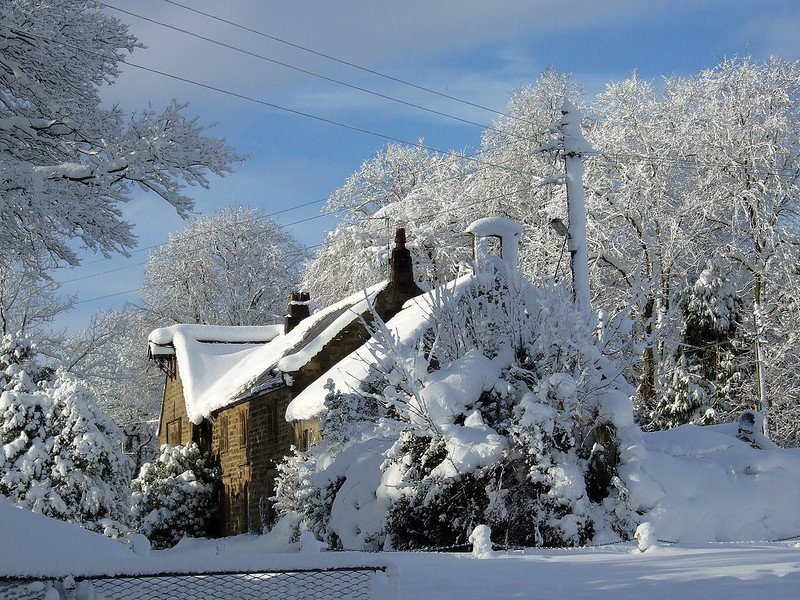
[100,0,682,112]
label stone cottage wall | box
[212,387,296,536]
[158,364,195,447]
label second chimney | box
[284,291,311,334]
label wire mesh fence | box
[0,567,388,600]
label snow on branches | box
[0,0,241,270]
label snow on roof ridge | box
[286,274,476,422]
[185,281,389,424]
[149,323,283,346]
[277,291,380,373]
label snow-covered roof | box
[286,275,476,422]
[163,282,388,424]
[148,324,283,351]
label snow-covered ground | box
[4,420,800,598]
[388,543,800,600]
[3,498,800,598]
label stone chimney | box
[374,228,423,321]
[389,228,414,288]
[284,291,311,334]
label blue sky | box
[54,0,800,330]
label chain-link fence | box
[0,567,388,600]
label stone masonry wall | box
[212,387,296,536]
[158,365,195,447]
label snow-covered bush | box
[276,264,638,549]
[0,333,132,534]
[130,443,219,549]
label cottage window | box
[240,409,249,448]
[265,402,279,438]
[166,419,182,446]
[219,415,229,453]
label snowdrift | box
[624,423,800,543]
[0,498,135,577]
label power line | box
[64,182,534,301]
[61,261,146,285]
[69,137,511,274]
[98,2,518,139]
[15,26,535,181]
[156,0,532,126]
[60,181,524,287]
[72,241,330,305]
[9,28,544,292]
[73,288,141,305]
[118,60,532,177]
[64,144,502,279]
[66,147,799,287]
[78,196,332,267]
[592,150,800,178]
[60,210,342,284]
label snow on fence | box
[0,567,389,600]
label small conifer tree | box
[130,443,219,549]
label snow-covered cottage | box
[149,230,423,535]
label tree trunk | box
[639,298,656,409]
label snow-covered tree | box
[300,59,800,443]
[141,207,306,325]
[303,72,582,306]
[324,142,441,222]
[585,73,708,419]
[303,146,472,306]
[768,292,800,446]
[0,333,132,535]
[130,443,219,549]
[61,308,162,423]
[277,262,637,550]
[61,307,162,471]
[682,57,800,435]
[652,261,746,429]
[0,0,240,272]
[0,262,72,342]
